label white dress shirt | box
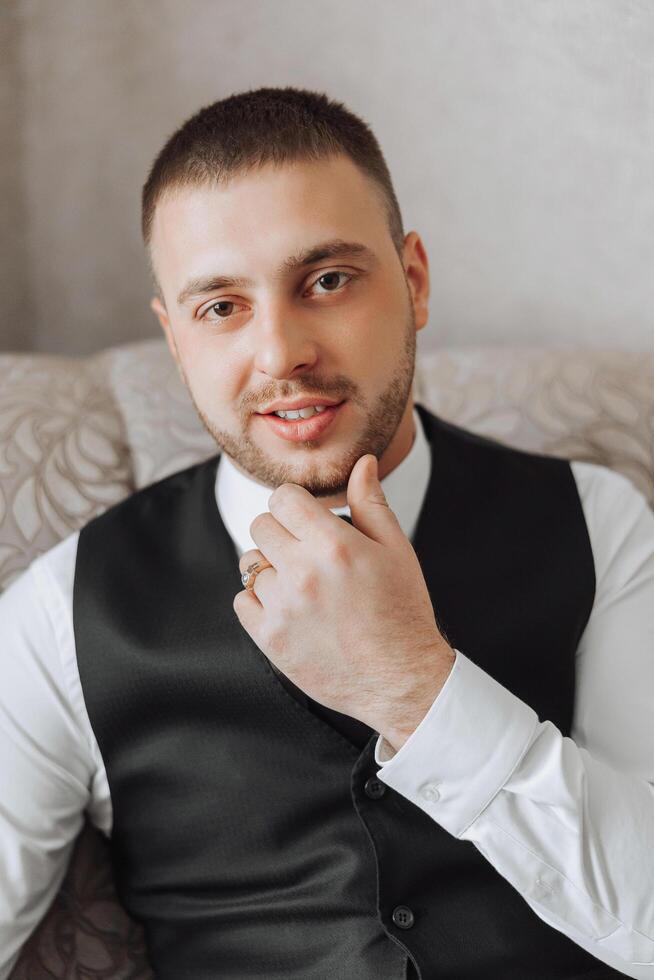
[1,405,654,979]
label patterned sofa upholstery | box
[2,339,653,977]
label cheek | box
[179,335,247,408]
[348,301,402,374]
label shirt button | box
[418,781,440,802]
[364,776,387,799]
[392,905,415,929]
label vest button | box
[364,776,387,799]
[391,905,415,929]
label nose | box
[252,302,318,379]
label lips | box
[258,397,343,414]
[257,401,345,443]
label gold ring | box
[241,559,273,591]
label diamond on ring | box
[241,560,268,591]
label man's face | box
[149,153,430,502]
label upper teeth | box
[274,405,328,419]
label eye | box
[200,299,244,322]
[308,270,353,295]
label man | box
[1,86,653,979]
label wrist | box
[380,645,456,753]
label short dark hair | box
[141,86,405,295]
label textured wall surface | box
[1,0,653,355]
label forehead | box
[150,154,390,290]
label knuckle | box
[293,567,319,597]
[369,490,390,507]
[325,537,351,566]
[263,621,285,656]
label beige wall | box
[2,0,653,356]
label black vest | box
[73,403,624,979]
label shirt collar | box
[215,405,431,557]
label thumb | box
[346,454,399,544]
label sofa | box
[2,338,653,977]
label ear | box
[150,296,175,356]
[402,231,430,332]
[150,296,185,385]
[151,295,179,365]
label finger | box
[267,483,346,545]
[249,509,300,569]
[238,548,269,577]
[346,454,400,545]
[239,549,270,599]
[239,560,277,609]
[233,586,265,631]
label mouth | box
[256,400,346,443]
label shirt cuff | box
[373,649,541,838]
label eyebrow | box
[176,239,378,307]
